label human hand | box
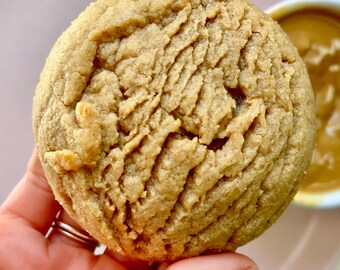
[0,149,258,270]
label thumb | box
[159,253,258,270]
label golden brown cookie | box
[33,0,315,261]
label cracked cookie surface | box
[33,0,315,261]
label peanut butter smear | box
[279,10,340,193]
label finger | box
[163,253,258,270]
[48,210,99,251]
[47,244,129,270]
[0,149,61,234]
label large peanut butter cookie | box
[33,0,315,261]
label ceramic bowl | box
[266,0,340,208]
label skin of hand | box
[0,149,258,270]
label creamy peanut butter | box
[279,10,340,193]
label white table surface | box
[0,1,339,269]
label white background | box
[0,1,339,269]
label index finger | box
[0,148,61,234]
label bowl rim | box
[266,0,340,20]
[265,0,340,209]
[294,189,340,209]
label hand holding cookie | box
[32,0,315,262]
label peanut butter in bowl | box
[268,0,340,207]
